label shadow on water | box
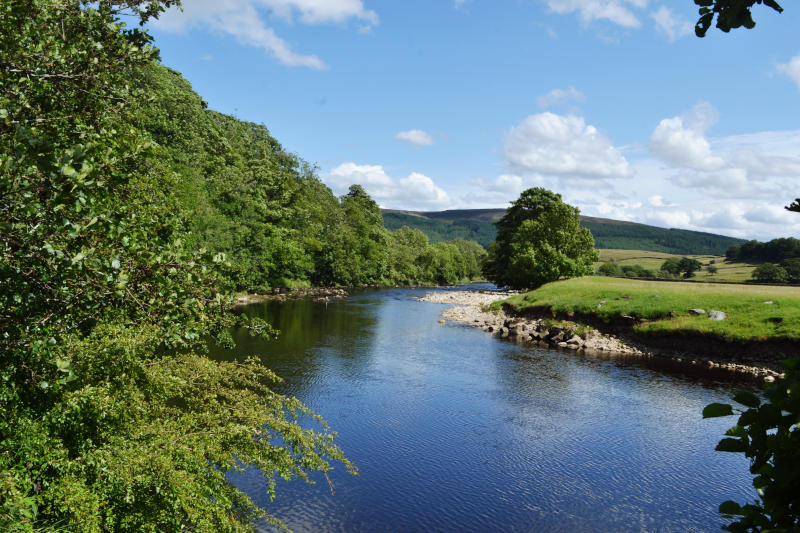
[216,287,755,533]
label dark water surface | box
[212,285,754,532]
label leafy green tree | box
[484,188,597,289]
[693,0,784,37]
[702,359,800,532]
[751,263,789,283]
[1,2,352,530]
[597,262,623,277]
[678,257,703,278]
[661,257,703,278]
[780,258,800,283]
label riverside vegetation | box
[1,1,487,531]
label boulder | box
[708,310,727,321]
[689,308,706,315]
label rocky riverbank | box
[419,290,781,382]
[234,287,348,306]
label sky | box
[145,0,800,241]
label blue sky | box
[147,0,800,240]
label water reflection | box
[216,288,753,532]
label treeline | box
[137,65,485,290]
[597,257,708,280]
[581,219,745,255]
[382,210,745,256]
[726,238,800,263]
[725,238,800,284]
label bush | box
[703,359,800,532]
[752,263,789,284]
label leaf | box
[719,500,742,515]
[733,390,761,409]
[716,438,747,453]
[703,403,733,418]
[725,425,747,438]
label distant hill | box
[382,209,746,255]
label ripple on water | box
[214,288,753,533]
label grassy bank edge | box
[490,277,800,358]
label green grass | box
[595,249,757,283]
[497,276,800,342]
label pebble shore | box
[419,290,781,383]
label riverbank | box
[420,288,785,382]
[234,287,349,306]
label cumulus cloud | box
[537,86,585,109]
[504,112,632,178]
[325,163,450,210]
[649,102,725,170]
[544,0,647,28]
[651,6,692,41]
[152,0,378,69]
[395,129,435,147]
[777,53,800,89]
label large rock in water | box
[708,310,727,321]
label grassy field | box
[497,276,800,342]
[595,249,758,283]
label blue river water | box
[212,285,755,532]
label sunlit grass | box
[499,276,800,342]
[594,249,757,283]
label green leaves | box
[693,0,784,38]
[703,402,734,418]
[486,187,597,289]
[705,359,800,531]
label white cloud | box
[544,0,647,28]
[152,0,378,69]
[777,53,800,89]
[504,112,632,178]
[648,195,674,207]
[651,6,692,41]
[395,129,435,147]
[649,102,725,170]
[325,163,450,210]
[537,86,585,109]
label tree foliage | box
[693,0,784,37]
[751,263,789,284]
[1,2,355,530]
[484,188,597,289]
[702,359,800,532]
[661,257,703,278]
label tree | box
[597,262,622,277]
[1,2,352,530]
[751,262,789,283]
[661,257,703,278]
[693,0,784,37]
[484,188,597,289]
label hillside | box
[382,209,746,255]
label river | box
[211,284,754,532]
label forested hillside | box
[383,210,745,255]
[137,66,485,290]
